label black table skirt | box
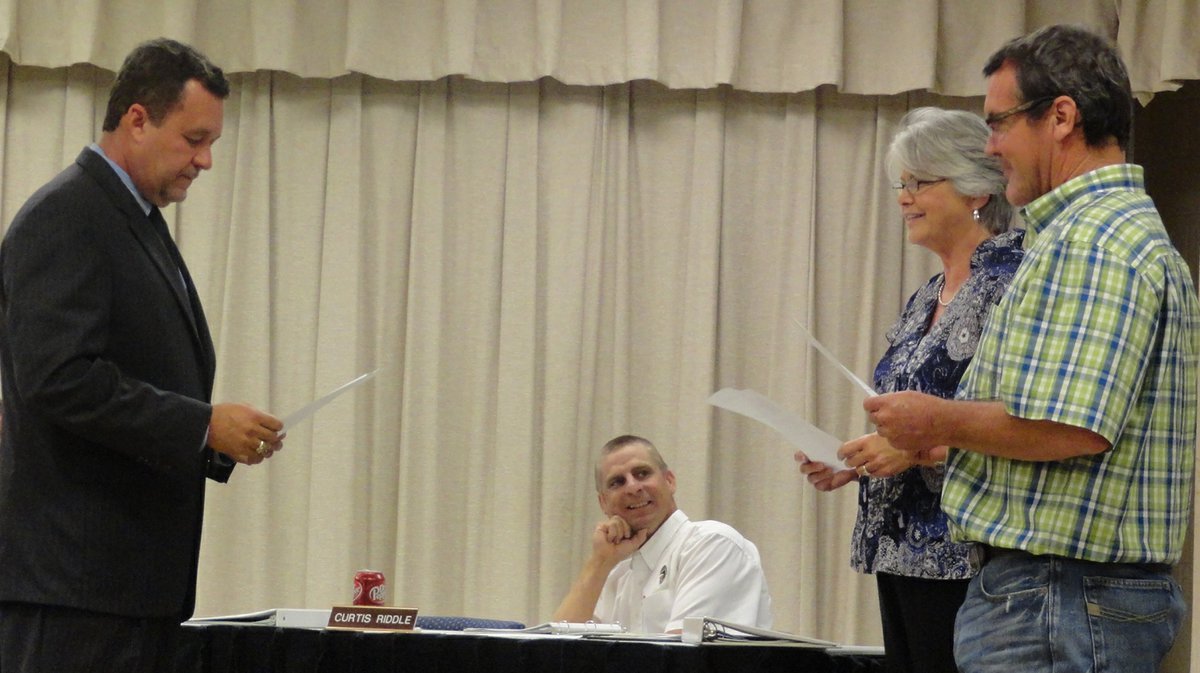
[173,624,884,673]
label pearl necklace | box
[937,277,953,307]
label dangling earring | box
[972,209,981,223]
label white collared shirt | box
[594,510,773,632]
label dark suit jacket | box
[0,148,234,620]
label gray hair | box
[885,107,1014,235]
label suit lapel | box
[170,235,217,393]
[147,207,198,327]
[75,149,217,384]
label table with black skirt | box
[171,623,884,673]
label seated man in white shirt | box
[553,435,773,633]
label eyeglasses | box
[985,96,1056,132]
[891,177,946,195]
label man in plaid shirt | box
[865,25,1199,673]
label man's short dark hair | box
[102,38,230,132]
[983,24,1133,150]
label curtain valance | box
[1,0,1195,96]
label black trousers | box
[0,602,179,673]
[875,572,969,673]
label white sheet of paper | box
[281,369,378,431]
[707,388,843,466]
[793,318,877,399]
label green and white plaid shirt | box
[944,164,1200,563]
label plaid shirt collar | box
[1019,163,1144,246]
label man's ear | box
[124,103,151,137]
[1049,95,1082,143]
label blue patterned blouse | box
[849,229,1024,579]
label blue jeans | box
[954,550,1185,673]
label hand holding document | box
[707,388,843,465]
[281,369,379,431]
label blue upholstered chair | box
[415,616,525,631]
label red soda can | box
[353,569,386,606]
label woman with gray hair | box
[796,107,1024,673]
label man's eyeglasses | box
[891,177,946,195]
[985,96,1056,132]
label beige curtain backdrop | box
[1,0,1198,669]
[2,0,1198,96]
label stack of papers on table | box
[682,617,837,648]
[185,608,332,629]
[468,621,624,635]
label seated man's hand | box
[552,514,650,623]
[591,515,649,566]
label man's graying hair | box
[103,38,230,132]
[594,435,669,491]
[983,24,1133,151]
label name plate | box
[327,605,419,631]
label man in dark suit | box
[0,39,284,673]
